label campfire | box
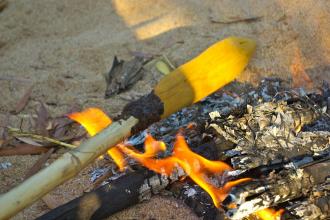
[1,36,329,220]
[43,78,330,220]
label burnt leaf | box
[105,56,146,98]
[49,117,73,139]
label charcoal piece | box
[303,117,330,132]
[105,56,146,98]
[170,182,223,220]
[285,196,330,220]
[258,77,284,101]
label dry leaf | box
[50,117,72,139]
[16,137,43,146]
[105,56,146,98]
[156,60,171,75]
[13,85,33,114]
[35,102,50,136]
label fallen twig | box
[210,16,262,24]
[162,54,176,70]
[9,128,76,149]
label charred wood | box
[170,181,223,220]
[37,168,184,220]
[223,159,330,219]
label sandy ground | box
[0,0,329,219]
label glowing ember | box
[68,108,126,171]
[119,134,251,207]
[255,208,284,220]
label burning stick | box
[0,37,256,219]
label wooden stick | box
[0,37,255,219]
[0,117,138,219]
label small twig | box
[210,16,262,24]
[162,54,176,70]
[8,128,76,149]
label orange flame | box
[67,108,126,171]
[119,134,251,207]
[255,208,284,220]
[68,107,261,211]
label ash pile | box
[42,78,330,220]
